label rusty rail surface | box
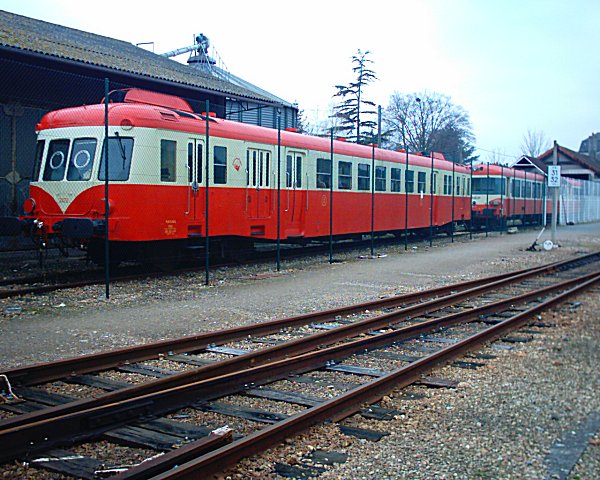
[5,252,597,388]
[0,266,598,466]
[1,254,593,435]
[149,271,600,480]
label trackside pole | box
[205,100,210,286]
[551,141,559,245]
[104,78,110,300]
[429,152,434,247]
[329,128,334,263]
[277,111,281,272]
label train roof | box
[472,163,545,181]
[37,97,471,174]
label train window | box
[472,177,505,195]
[357,163,370,191]
[188,143,194,183]
[405,170,414,193]
[525,181,531,198]
[444,175,451,195]
[417,171,426,193]
[252,150,257,186]
[375,166,386,192]
[295,156,302,188]
[160,140,177,182]
[338,161,352,190]
[43,139,70,181]
[432,172,438,193]
[261,152,270,187]
[188,142,203,184]
[67,139,97,181]
[286,155,292,188]
[316,158,331,189]
[98,136,134,181]
[391,168,402,192]
[214,146,227,184]
[32,140,45,182]
[456,176,461,196]
[512,179,521,197]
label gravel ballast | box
[0,223,598,479]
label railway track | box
[1,252,598,478]
[0,229,479,300]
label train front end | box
[470,172,507,228]
[0,103,136,264]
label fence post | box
[277,110,281,271]
[103,78,110,300]
[205,100,210,286]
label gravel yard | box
[1,223,599,479]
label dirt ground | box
[1,223,598,369]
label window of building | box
[391,167,402,192]
[357,163,371,191]
[214,146,227,184]
[338,161,352,190]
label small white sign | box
[548,166,561,187]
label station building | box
[0,10,298,217]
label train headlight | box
[23,198,36,214]
[120,119,134,131]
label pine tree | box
[331,50,378,144]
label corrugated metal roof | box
[0,9,283,105]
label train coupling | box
[52,218,105,239]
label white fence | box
[559,178,600,225]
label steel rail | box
[0,269,597,464]
[1,255,591,433]
[5,252,594,387]
[149,271,600,480]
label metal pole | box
[524,170,527,227]
[404,126,409,250]
[104,78,110,300]
[500,165,504,233]
[205,100,210,286]
[551,141,558,244]
[429,152,434,247]
[370,135,375,257]
[451,159,455,242]
[329,128,334,263]
[277,111,281,271]
[512,167,516,226]
[485,162,490,237]
[469,158,473,239]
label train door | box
[285,151,305,236]
[246,148,272,219]
[186,138,203,220]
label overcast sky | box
[3,0,599,163]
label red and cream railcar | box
[471,164,550,228]
[1,89,472,264]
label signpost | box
[550,142,560,245]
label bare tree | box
[331,50,378,144]
[383,91,476,163]
[520,129,550,157]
